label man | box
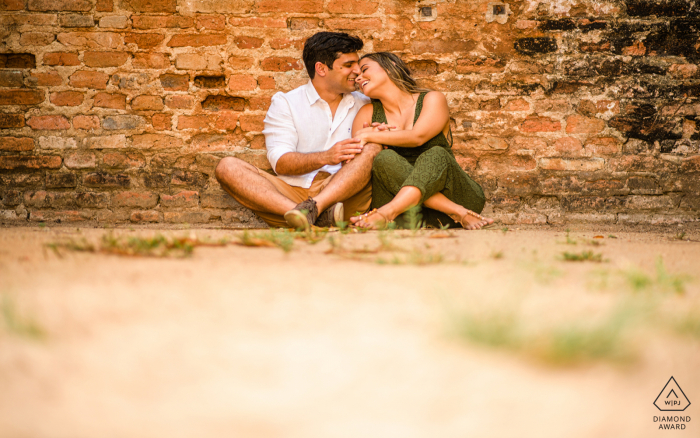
[215,32,382,230]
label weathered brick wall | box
[1,0,698,227]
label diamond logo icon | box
[654,377,691,411]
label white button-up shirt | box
[262,80,370,188]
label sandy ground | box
[0,223,699,438]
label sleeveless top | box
[371,91,454,165]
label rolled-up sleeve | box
[263,93,297,174]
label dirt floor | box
[0,223,699,438]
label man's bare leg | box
[313,143,382,212]
[215,157,296,215]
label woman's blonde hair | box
[360,52,431,94]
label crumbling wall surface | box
[0,0,698,227]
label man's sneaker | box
[315,202,344,228]
[284,197,318,231]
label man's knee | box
[215,157,249,184]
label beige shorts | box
[252,169,372,228]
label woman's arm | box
[357,91,449,148]
[351,104,374,137]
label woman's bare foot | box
[350,208,392,229]
[451,208,494,230]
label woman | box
[349,52,493,230]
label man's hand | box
[324,138,364,165]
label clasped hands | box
[325,123,398,165]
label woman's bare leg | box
[423,192,494,229]
[351,186,421,228]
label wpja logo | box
[653,376,691,430]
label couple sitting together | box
[215,31,494,230]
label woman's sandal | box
[455,209,494,230]
[353,208,393,230]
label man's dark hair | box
[302,32,363,80]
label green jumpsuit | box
[370,92,486,228]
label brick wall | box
[1,0,699,227]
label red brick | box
[165,95,194,109]
[234,152,270,171]
[228,17,286,28]
[124,33,164,49]
[0,155,62,169]
[130,210,160,222]
[112,191,158,208]
[0,114,25,128]
[121,0,176,12]
[214,111,239,130]
[228,56,255,70]
[228,74,257,90]
[131,133,183,149]
[288,17,320,30]
[132,15,193,29]
[159,73,189,91]
[93,92,126,109]
[0,90,45,105]
[257,76,275,89]
[325,18,381,30]
[151,113,171,130]
[327,0,378,14]
[167,34,226,47]
[83,51,130,67]
[0,137,34,151]
[565,115,605,134]
[31,71,63,86]
[56,32,123,49]
[503,98,530,112]
[103,151,146,168]
[132,52,170,69]
[160,190,199,208]
[520,117,561,133]
[621,41,645,56]
[240,114,264,132]
[539,158,604,171]
[43,52,81,66]
[84,172,130,187]
[50,91,84,106]
[164,211,211,223]
[0,74,21,90]
[553,137,583,156]
[177,115,210,130]
[269,38,304,50]
[411,39,476,54]
[96,0,113,11]
[28,0,91,11]
[257,0,322,13]
[595,100,620,114]
[27,115,70,130]
[250,135,265,149]
[584,137,620,156]
[69,71,109,89]
[20,32,56,46]
[261,57,302,72]
[131,95,164,110]
[249,96,271,111]
[456,57,506,73]
[64,151,96,168]
[480,154,538,173]
[669,64,698,79]
[196,14,226,30]
[234,36,263,49]
[0,0,24,10]
[73,115,100,130]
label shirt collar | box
[304,80,355,107]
